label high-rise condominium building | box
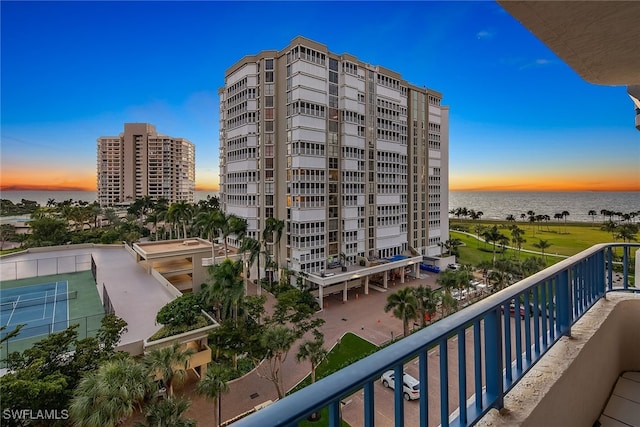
[219,37,449,275]
[97,123,195,206]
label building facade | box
[97,123,195,206]
[219,37,449,275]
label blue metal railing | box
[233,243,638,427]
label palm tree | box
[527,210,536,236]
[212,211,247,259]
[196,364,231,427]
[440,291,458,317]
[206,258,245,323]
[144,343,195,397]
[136,397,195,427]
[510,226,526,257]
[296,329,327,421]
[384,287,418,338]
[561,210,570,232]
[263,217,285,280]
[167,201,193,239]
[412,285,439,326]
[70,358,153,427]
[615,223,638,242]
[481,225,504,266]
[533,239,552,260]
[240,236,261,295]
[601,220,618,239]
[436,269,459,295]
[296,329,327,385]
[588,210,597,225]
[195,210,221,262]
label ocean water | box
[1,190,638,223]
[449,191,640,223]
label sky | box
[1,1,639,192]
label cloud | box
[476,30,494,40]
[500,57,555,70]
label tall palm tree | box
[561,210,570,232]
[212,211,247,258]
[533,239,552,260]
[412,285,439,326]
[240,237,261,295]
[143,343,195,397]
[263,217,285,281]
[436,270,459,295]
[588,210,597,225]
[167,201,193,239]
[296,329,327,385]
[70,358,153,427]
[527,210,536,236]
[296,329,327,421]
[137,397,195,427]
[615,223,638,242]
[196,364,231,427]
[206,258,245,323]
[195,210,221,262]
[481,225,504,266]
[601,220,618,239]
[384,287,418,338]
[510,226,526,257]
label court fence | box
[0,313,105,364]
[0,254,92,281]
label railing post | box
[484,308,503,409]
[394,364,405,426]
[364,382,374,427]
[606,247,613,291]
[623,245,629,290]
[556,269,571,337]
[328,401,340,427]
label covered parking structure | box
[132,238,213,293]
[306,255,424,309]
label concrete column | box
[343,281,348,302]
[319,285,324,310]
[401,267,405,284]
[364,276,369,295]
[414,264,419,278]
[383,271,388,289]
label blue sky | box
[2,1,638,191]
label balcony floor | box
[599,372,640,427]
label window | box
[265,96,274,107]
[265,71,274,83]
[265,59,274,70]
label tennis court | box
[0,281,73,340]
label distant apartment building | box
[219,37,449,274]
[97,123,195,206]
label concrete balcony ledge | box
[477,292,640,427]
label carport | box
[307,255,423,309]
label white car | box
[380,370,420,400]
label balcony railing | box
[233,243,639,427]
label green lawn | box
[451,219,625,257]
[294,332,378,427]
